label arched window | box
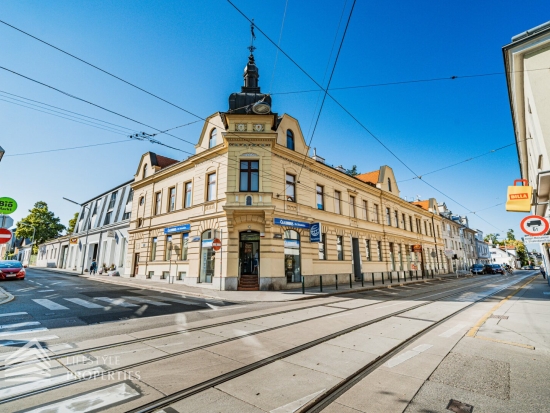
[209,129,217,148]
[387,178,392,192]
[286,130,295,150]
[143,164,148,179]
[246,196,252,206]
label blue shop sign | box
[164,224,191,234]
[310,222,322,242]
[273,218,310,229]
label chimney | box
[311,148,325,164]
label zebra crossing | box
[29,294,215,312]
[0,312,58,347]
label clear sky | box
[1,0,549,247]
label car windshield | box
[0,261,22,269]
[492,264,501,268]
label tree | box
[67,212,79,234]
[15,201,66,254]
[507,240,528,266]
[506,228,515,241]
[484,233,499,244]
[346,165,360,177]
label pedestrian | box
[90,259,97,275]
[540,266,546,280]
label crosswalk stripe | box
[121,296,170,306]
[0,312,28,318]
[0,328,49,338]
[149,295,207,307]
[94,297,138,307]
[64,298,105,309]
[31,299,69,311]
[0,335,59,347]
[0,322,40,330]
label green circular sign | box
[0,197,17,215]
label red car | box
[0,260,26,280]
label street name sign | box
[523,235,550,243]
[520,215,549,236]
[0,228,12,244]
[0,197,17,215]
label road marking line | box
[149,295,207,307]
[35,283,43,286]
[439,323,467,338]
[95,297,138,307]
[270,388,326,413]
[385,344,433,368]
[0,335,58,347]
[37,290,55,292]
[0,328,49,338]
[466,276,536,338]
[197,305,245,313]
[0,321,41,330]
[23,382,141,413]
[121,296,170,306]
[0,373,73,399]
[475,335,535,350]
[64,298,105,309]
[0,312,28,318]
[32,299,69,310]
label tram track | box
[0,274,504,406]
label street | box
[0,269,548,412]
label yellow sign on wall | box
[506,179,532,212]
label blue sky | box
[1,0,549,247]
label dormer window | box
[209,129,217,148]
[387,178,392,192]
[286,130,295,150]
[143,164,148,179]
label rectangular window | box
[409,216,413,232]
[240,161,259,192]
[373,204,379,223]
[108,192,117,209]
[402,213,406,230]
[161,271,169,280]
[416,218,421,234]
[207,172,216,201]
[386,208,391,225]
[334,191,341,214]
[316,185,324,210]
[337,236,343,260]
[151,237,157,260]
[184,182,192,208]
[424,221,428,235]
[178,271,186,280]
[123,211,131,220]
[165,235,172,260]
[363,200,368,220]
[318,233,327,260]
[429,223,433,237]
[181,233,189,260]
[285,173,296,202]
[350,196,356,218]
[377,241,382,261]
[394,210,399,228]
[155,192,162,215]
[169,187,176,212]
[104,211,112,225]
[365,239,371,261]
[147,271,154,279]
[389,242,395,271]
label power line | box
[5,139,136,156]
[268,0,289,94]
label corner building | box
[125,53,447,290]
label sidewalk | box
[28,266,481,303]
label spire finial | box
[247,19,256,54]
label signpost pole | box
[220,229,223,291]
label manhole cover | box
[447,399,474,413]
[489,315,509,319]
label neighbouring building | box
[124,50,447,290]
[438,203,477,271]
[489,246,517,267]
[474,230,491,264]
[35,235,71,268]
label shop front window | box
[199,230,215,283]
[284,230,301,283]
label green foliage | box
[346,165,360,177]
[484,233,499,244]
[67,212,79,234]
[506,229,515,241]
[15,201,66,253]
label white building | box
[475,230,491,264]
[489,246,516,267]
[37,180,133,273]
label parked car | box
[471,264,485,274]
[0,260,25,280]
[484,264,504,274]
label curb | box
[0,287,15,305]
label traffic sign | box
[520,215,550,236]
[0,197,17,215]
[523,235,550,243]
[0,228,12,245]
[212,238,222,251]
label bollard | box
[416,271,419,280]
[409,271,413,281]
[320,275,323,292]
[336,274,338,290]
[371,273,375,286]
[397,272,400,283]
[301,276,305,294]
[381,272,385,284]
[349,274,352,289]
[390,272,393,283]
[361,272,364,287]
[421,270,424,279]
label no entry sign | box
[520,215,550,236]
[0,228,13,244]
[212,238,222,251]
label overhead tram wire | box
[267,0,289,94]
[5,140,137,157]
[1,17,503,230]
[226,1,506,231]
[297,0,356,182]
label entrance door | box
[352,238,361,280]
[239,232,260,276]
[60,246,69,269]
[284,230,301,283]
[133,253,139,277]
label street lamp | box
[0,146,5,163]
[63,197,90,275]
[18,222,36,267]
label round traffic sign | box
[0,197,17,215]
[0,228,12,245]
[520,215,550,236]
[212,238,222,251]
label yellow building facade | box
[124,54,447,290]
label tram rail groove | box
[0,275,509,406]
[0,273,484,371]
[123,274,531,413]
